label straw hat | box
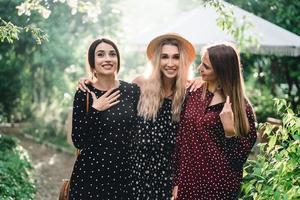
[146,33,196,65]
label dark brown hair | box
[88,38,120,72]
[205,43,252,136]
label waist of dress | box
[132,142,175,152]
[84,140,130,150]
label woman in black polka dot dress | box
[130,33,196,200]
[172,43,257,200]
[69,38,139,199]
[77,34,200,199]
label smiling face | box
[197,51,217,83]
[159,44,180,80]
[93,42,118,76]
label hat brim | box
[146,33,196,65]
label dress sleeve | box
[71,89,91,149]
[224,103,257,169]
[71,90,104,149]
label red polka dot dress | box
[173,87,257,200]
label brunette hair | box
[204,43,254,136]
[88,38,120,72]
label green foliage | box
[189,0,300,115]
[0,0,101,44]
[16,0,51,19]
[21,0,122,146]
[0,134,17,152]
[205,0,259,50]
[0,134,36,199]
[240,99,300,199]
[119,49,147,81]
[227,0,300,115]
[22,88,72,144]
[0,17,48,44]
[0,17,21,43]
[0,0,122,151]
[247,85,278,123]
[0,0,46,122]
[226,0,300,36]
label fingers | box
[224,96,231,108]
[109,100,120,107]
[190,83,196,92]
[108,93,121,103]
[107,91,121,106]
[226,95,230,103]
[90,91,96,100]
[91,90,120,111]
[187,78,204,92]
[78,81,86,92]
[84,80,91,93]
[78,77,91,92]
[108,90,120,99]
[185,80,192,89]
[221,96,232,113]
[85,78,92,84]
[172,186,178,200]
[103,88,115,97]
[92,90,120,102]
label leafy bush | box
[240,98,300,200]
[22,87,75,152]
[0,134,36,199]
[248,86,279,123]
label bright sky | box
[119,0,183,41]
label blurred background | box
[0,0,299,199]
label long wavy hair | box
[204,43,254,136]
[137,39,191,122]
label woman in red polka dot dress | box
[172,43,257,200]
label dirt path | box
[1,128,76,200]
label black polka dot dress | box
[131,98,179,200]
[69,81,140,200]
[173,87,257,200]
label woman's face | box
[159,44,180,80]
[93,42,118,76]
[197,52,217,83]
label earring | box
[216,80,222,90]
[92,71,97,80]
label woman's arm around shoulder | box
[132,75,146,88]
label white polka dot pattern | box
[69,81,140,199]
[173,87,257,200]
[131,98,178,200]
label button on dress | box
[131,98,179,200]
[173,87,257,200]
[69,81,140,200]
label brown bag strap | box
[86,92,90,113]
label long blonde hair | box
[137,39,191,122]
[205,43,254,136]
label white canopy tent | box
[132,2,300,57]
